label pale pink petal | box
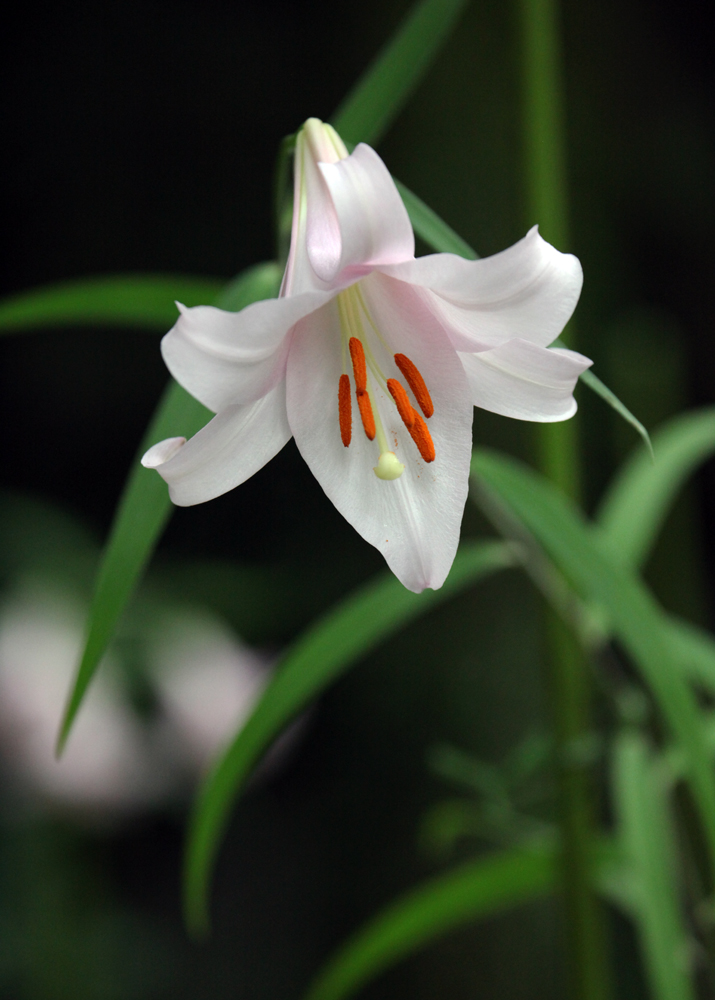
[145,383,291,506]
[285,277,472,593]
[161,292,331,413]
[141,436,186,468]
[303,141,343,285]
[308,145,415,284]
[377,227,582,352]
[281,131,340,296]
[459,339,592,421]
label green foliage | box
[395,180,479,259]
[332,0,470,147]
[55,379,209,754]
[183,541,516,935]
[579,368,653,458]
[596,406,715,570]
[302,843,557,1000]
[470,449,715,871]
[56,263,282,754]
[0,275,224,333]
[613,732,695,1000]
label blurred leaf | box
[395,180,479,259]
[0,492,98,592]
[550,338,652,456]
[341,139,478,259]
[596,406,715,571]
[427,744,506,799]
[302,842,556,1000]
[579,369,653,457]
[56,263,281,754]
[668,617,715,695]
[0,274,225,333]
[183,540,516,935]
[213,262,282,311]
[470,449,715,868]
[420,799,496,857]
[613,731,695,1000]
[332,0,469,147]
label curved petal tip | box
[141,437,186,469]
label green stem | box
[518,0,611,997]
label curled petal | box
[376,226,582,351]
[286,280,472,593]
[308,145,415,285]
[142,383,291,506]
[459,338,592,421]
[161,292,331,413]
[142,436,186,467]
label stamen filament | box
[344,288,387,383]
[338,374,352,447]
[394,354,434,418]
[355,284,390,354]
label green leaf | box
[613,731,695,1000]
[579,368,653,458]
[596,406,715,571]
[214,262,282,312]
[332,0,470,148]
[339,142,478,260]
[395,180,478,259]
[550,339,652,458]
[470,449,715,870]
[668,617,715,696]
[303,835,622,1000]
[0,274,225,333]
[56,262,281,754]
[302,843,556,1000]
[183,541,516,935]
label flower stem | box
[518,0,612,997]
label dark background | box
[1,1,714,997]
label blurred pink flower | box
[0,584,276,816]
[0,586,161,814]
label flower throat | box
[335,284,435,481]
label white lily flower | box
[143,118,590,593]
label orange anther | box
[394,354,434,418]
[356,389,376,441]
[349,337,367,392]
[408,409,436,463]
[338,374,352,447]
[386,379,415,429]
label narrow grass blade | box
[395,180,478,259]
[580,369,653,458]
[668,617,715,695]
[303,842,556,1000]
[613,732,695,1000]
[0,274,225,333]
[470,449,715,871]
[183,541,516,936]
[596,406,715,571]
[332,0,470,147]
[56,263,281,754]
[549,339,652,458]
